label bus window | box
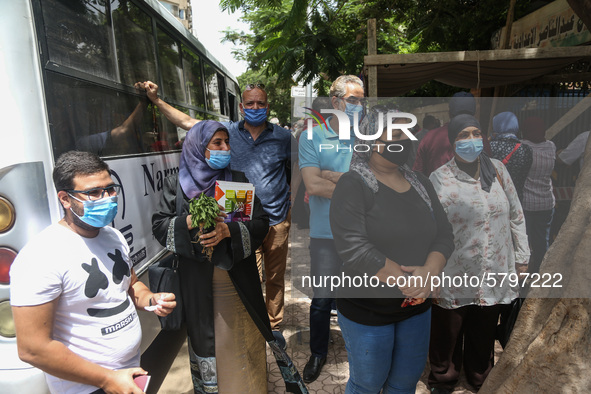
[44,72,158,158]
[228,92,237,121]
[151,103,189,151]
[217,73,227,116]
[229,80,241,120]
[40,0,116,81]
[156,27,186,103]
[112,0,158,86]
[182,45,206,109]
[204,63,221,113]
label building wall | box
[159,0,192,30]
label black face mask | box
[376,139,413,166]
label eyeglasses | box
[341,96,366,106]
[245,83,265,91]
[67,184,122,201]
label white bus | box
[0,0,240,391]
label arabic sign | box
[491,0,590,49]
[291,86,306,97]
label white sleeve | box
[9,245,62,307]
[559,132,589,165]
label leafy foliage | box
[220,0,537,99]
[189,192,220,231]
[222,0,374,91]
[388,0,536,52]
[189,192,220,261]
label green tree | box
[221,0,538,97]
[221,0,416,93]
[387,0,535,52]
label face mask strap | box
[67,192,85,203]
[69,206,84,221]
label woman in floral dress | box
[427,114,530,394]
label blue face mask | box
[345,102,364,128]
[206,149,231,169]
[69,195,118,228]
[243,108,268,126]
[455,138,483,163]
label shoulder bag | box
[148,180,184,331]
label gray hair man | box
[299,75,364,383]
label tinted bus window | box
[44,72,184,158]
[228,92,237,121]
[112,0,157,86]
[217,73,227,116]
[204,62,221,113]
[156,105,190,149]
[157,27,186,103]
[182,45,206,109]
[41,0,115,80]
[229,80,240,119]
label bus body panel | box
[0,2,59,390]
[0,1,61,220]
[1,0,240,391]
[0,367,50,394]
[106,152,180,276]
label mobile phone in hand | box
[134,374,151,392]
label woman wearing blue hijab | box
[152,121,307,393]
[490,111,533,202]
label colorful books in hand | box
[215,180,255,223]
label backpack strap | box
[496,170,503,188]
[502,143,521,165]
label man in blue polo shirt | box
[143,81,295,346]
[299,75,364,383]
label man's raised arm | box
[143,81,200,130]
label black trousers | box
[428,304,501,390]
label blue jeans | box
[338,309,431,394]
[524,209,554,274]
[309,238,342,357]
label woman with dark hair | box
[152,121,305,394]
[428,114,530,393]
[329,107,454,393]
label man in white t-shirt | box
[10,151,176,394]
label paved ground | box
[158,224,496,393]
